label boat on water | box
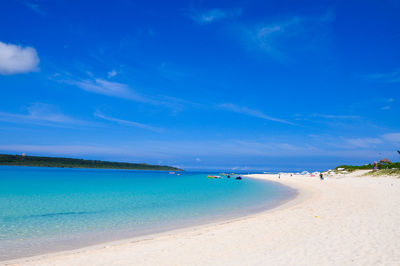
[208,175,221,179]
[169,172,176,174]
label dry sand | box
[3,172,400,266]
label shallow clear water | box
[0,166,295,260]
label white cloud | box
[59,75,198,111]
[23,1,45,15]
[382,133,400,142]
[107,70,118,78]
[310,114,359,119]
[190,8,241,24]
[94,111,163,132]
[237,11,334,58]
[366,68,400,83]
[334,133,400,149]
[219,103,296,125]
[0,137,397,169]
[0,144,127,157]
[0,103,87,126]
[72,78,154,103]
[75,79,130,97]
[380,98,394,110]
[345,137,383,148]
[0,41,40,75]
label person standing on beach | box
[320,173,324,180]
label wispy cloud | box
[58,73,197,112]
[0,140,320,160]
[382,133,400,142]
[0,103,87,126]
[69,78,156,104]
[23,1,45,15]
[219,103,296,125]
[340,133,400,149]
[0,144,128,157]
[365,68,400,83]
[1,136,398,170]
[236,10,334,59]
[380,98,395,110]
[1,138,390,161]
[310,114,360,119]
[345,137,383,148]
[0,41,40,75]
[94,111,163,132]
[190,8,242,24]
[107,70,118,78]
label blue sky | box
[0,0,399,171]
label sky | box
[0,0,399,171]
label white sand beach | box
[3,172,400,266]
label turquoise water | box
[0,166,295,260]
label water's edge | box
[2,180,297,262]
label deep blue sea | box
[0,166,295,260]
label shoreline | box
[1,177,297,263]
[2,177,302,265]
[3,173,400,265]
[0,165,183,171]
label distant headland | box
[0,154,182,171]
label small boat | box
[235,176,242,180]
[169,172,176,174]
[208,175,221,179]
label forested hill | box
[0,154,182,171]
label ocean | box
[0,166,295,260]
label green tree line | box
[0,154,181,171]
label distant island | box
[0,154,182,171]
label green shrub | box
[336,162,400,171]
